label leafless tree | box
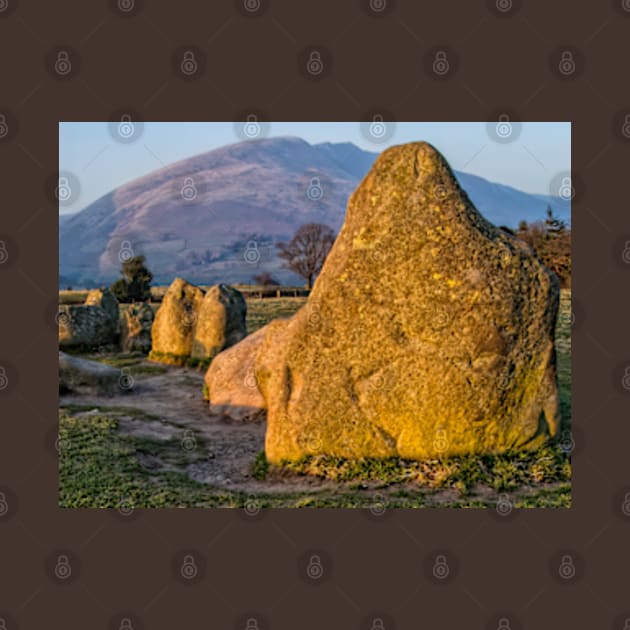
[276,223,335,289]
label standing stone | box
[58,305,117,348]
[85,288,119,323]
[120,302,154,353]
[191,284,247,362]
[148,278,204,365]
[58,289,120,350]
[256,142,560,464]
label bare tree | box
[276,223,335,289]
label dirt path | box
[60,361,337,495]
[60,359,568,506]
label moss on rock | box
[257,142,560,464]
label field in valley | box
[59,291,571,509]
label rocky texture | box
[204,324,270,422]
[85,288,119,323]
[58,306,118,349]
[120,303,155,353]
[58,288,120,349]
[59,352,122,396]
[191,284,247,362]
[256,142,560,464]
[148,278,204,365]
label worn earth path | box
[60,355,568,507]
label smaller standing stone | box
[120,302,154,353]
[85,288,120,323]
[149,277,204,365]
[191,284,247,362]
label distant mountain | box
[59,137,570,287]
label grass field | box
[59,290,571,509]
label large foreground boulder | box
[191,284,247,362]
[59,352,122,396]
[120,302,155,353]
[256,142,560,464]
[148,278,204,365]
[204,323,272,422]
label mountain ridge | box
[59,137,570,287]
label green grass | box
[245,297,307,334]
[59,411,569,508]
[256,289,572,505]
[59,290,571,509]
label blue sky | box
[59,121,570,215]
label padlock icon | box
[0,492,8,516]
[244,114,261,138]
[433,428,448,453]
[497,618,511,630]
[180,50,198,76]
[245,618,259,630]
[54,50,72,76]
[117,114,135,139]
[432,554,450,579]
[117,498,134,517]
[621,492,630,516]
[117,0,134,12]
[495,114,512,139]
[559,430,574,454]
[119,240,134,262]
[306,554,324,579]
[306,177,324,201]
[119,617,134,630]
[622,367,630,390]
[56,176,72,202]
[0,240,8,265]
[432,50,449,76]
[371,617,385,630]
[181,177,197,201]
[370,494,386,516]
[496,493,512,516]
[622,114,630,139]
[119,368,134,391]
[495,0,512,12]
[369,0,387,12]
[244,495,260,516]
[558,176,573,201]
[54,554,72,580]
[181,430,196,451]
[624,617,630,630]
[244,240,260,264]
[558,50,575,76]
[243,0,261,12]
[622,241,630,264]
[0,618,7,630]
[369,114,387,139]
[0,114,8,138]
[180,554,198,579]
[307,51,324,76]
[558,554,575,580]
